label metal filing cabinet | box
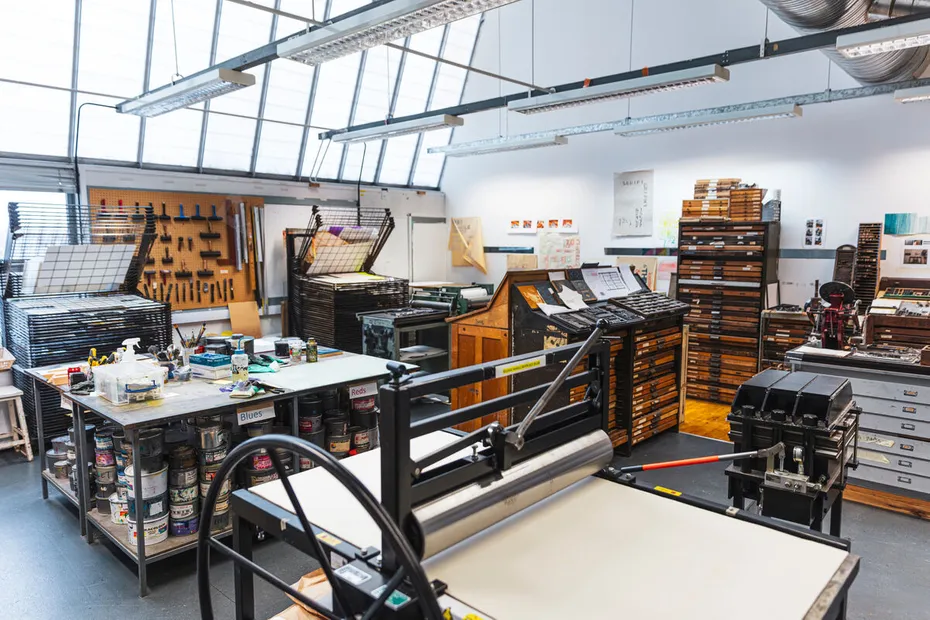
[787,348,930,499]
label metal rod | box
[508,320,608,450]
[225,0,549,92]
[617,442,786,474]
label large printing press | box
[195,316,861,619]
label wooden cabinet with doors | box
[449,324,509,432]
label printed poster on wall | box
[612,170,653,237]
[539,232,581,270]
[804,218,825,247]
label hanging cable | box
[627,0,635,119]
[170,0,182,82]
[498,9,503,137]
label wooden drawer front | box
[856,396,930,424]
[850,377,930,405]
[859,412,930,441]
[858,431,930,462]
[851,462,930,495]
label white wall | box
[441,0,930,305]
[79,164,445,341]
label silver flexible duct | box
[760,0,930,83]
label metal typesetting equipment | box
[726,369,860,535]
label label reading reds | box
[348,382,378,399]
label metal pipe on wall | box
[759,0,930,83]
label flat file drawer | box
[857,443,930,478]
[860,412,930,440]
[852,463,930,495]
[856,395,930,424]
[858,431,930,461]
[849,377,930,405]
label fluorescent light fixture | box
[894,85,930,103]
[508,65,731,115]
[836,17,930,58]
[331,114,464,144]
[615,104,803,137]
[116,68,256,117]
[278,0,520,66]
[429,135,568,157]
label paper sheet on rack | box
[548,271,566,282]
[538,303,574,316]
[582,267,637,300]
[556,285,589,310]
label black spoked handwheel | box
[197,434,444,620]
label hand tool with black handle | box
[160,225,171,242]
[159,202,171,221]
[208,204,222,221]
[191,204,205,221]
[174,204,190,222]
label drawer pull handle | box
[902,444,915,452]
[904,390,919,397]
[902,423,916,431]
[898,476,912,484]
[903,406,917,414]
[899,460,913,468]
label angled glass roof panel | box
[0,0,74,88]
[353,46,403,125]
[341,141,381,183]
[75,94,140,161]
[309,52,363,129]
[208,0,273,117]
[301,136,343,180]
[0,83,71,157]
[143,105,206,167]
[78,0,150,96]
[392,28,444,117]
[201,114,257,171]
[411,127,451,187]
[254,122,304,176]
[378,134,420,185]
[262,0,317,123]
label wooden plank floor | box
[680,397,731,441]
[845,485,930,521]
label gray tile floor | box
[1,431,928,619]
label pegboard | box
[87,188,262,311]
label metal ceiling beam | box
[137,0,158,166]
[249,0,281,175]
[320,11,930,140]
[294,0,332,180]
[407,24,450,187]
[225,0,546,92]
[197,0,224,172]
[66,0,83,160]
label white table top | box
[259,353,413,393]
[251,437,853,620]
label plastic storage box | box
[94,362,167,405]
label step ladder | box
[0,386,33,461]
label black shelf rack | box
[285,206,408,353]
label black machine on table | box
[725,368,860,536]
[196,324,859,620]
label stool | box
[0,386,32,462]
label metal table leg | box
[291,395,300,472]
[34,377,48,499]
[72,401,89,538]
[233,511,255,620]
[130,428,149,597]
[830,492,844,538]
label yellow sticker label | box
[316,532,342,546]
[654,486,682,497]
[495,355,546,378]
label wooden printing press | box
[726,369,860,536]
[450,266,689,452]
[865,277,930,351]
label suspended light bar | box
[278,0,520,66]
[116,69,256,117]
[508,65,731,115]
[894,84,930,103]
[615,104,802,137]
[429,135,568,157]
[330,114,464,143]
[836,17,930,58]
